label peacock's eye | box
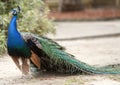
[13,11,17,15]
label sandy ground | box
[47,21,120,39]
[0,37,120,85]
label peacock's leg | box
[27,59,31,74]
[18,57,24,77]
[11,56,21,70]
[27,58,33,76]
[11,56,26,78]
[21,58,33,78]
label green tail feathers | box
[35,36,120,74]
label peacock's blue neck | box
[8,15,20,37]
[7,15,24,47]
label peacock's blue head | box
[10,6,21,16]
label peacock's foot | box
[21,74,34,79]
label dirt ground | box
[0,37,120,85]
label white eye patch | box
[13,11,17,15]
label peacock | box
[7,6,120,76]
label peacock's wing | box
[22,33,120,74]
[21,33,40,70]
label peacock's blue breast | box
[7,34,31,58]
